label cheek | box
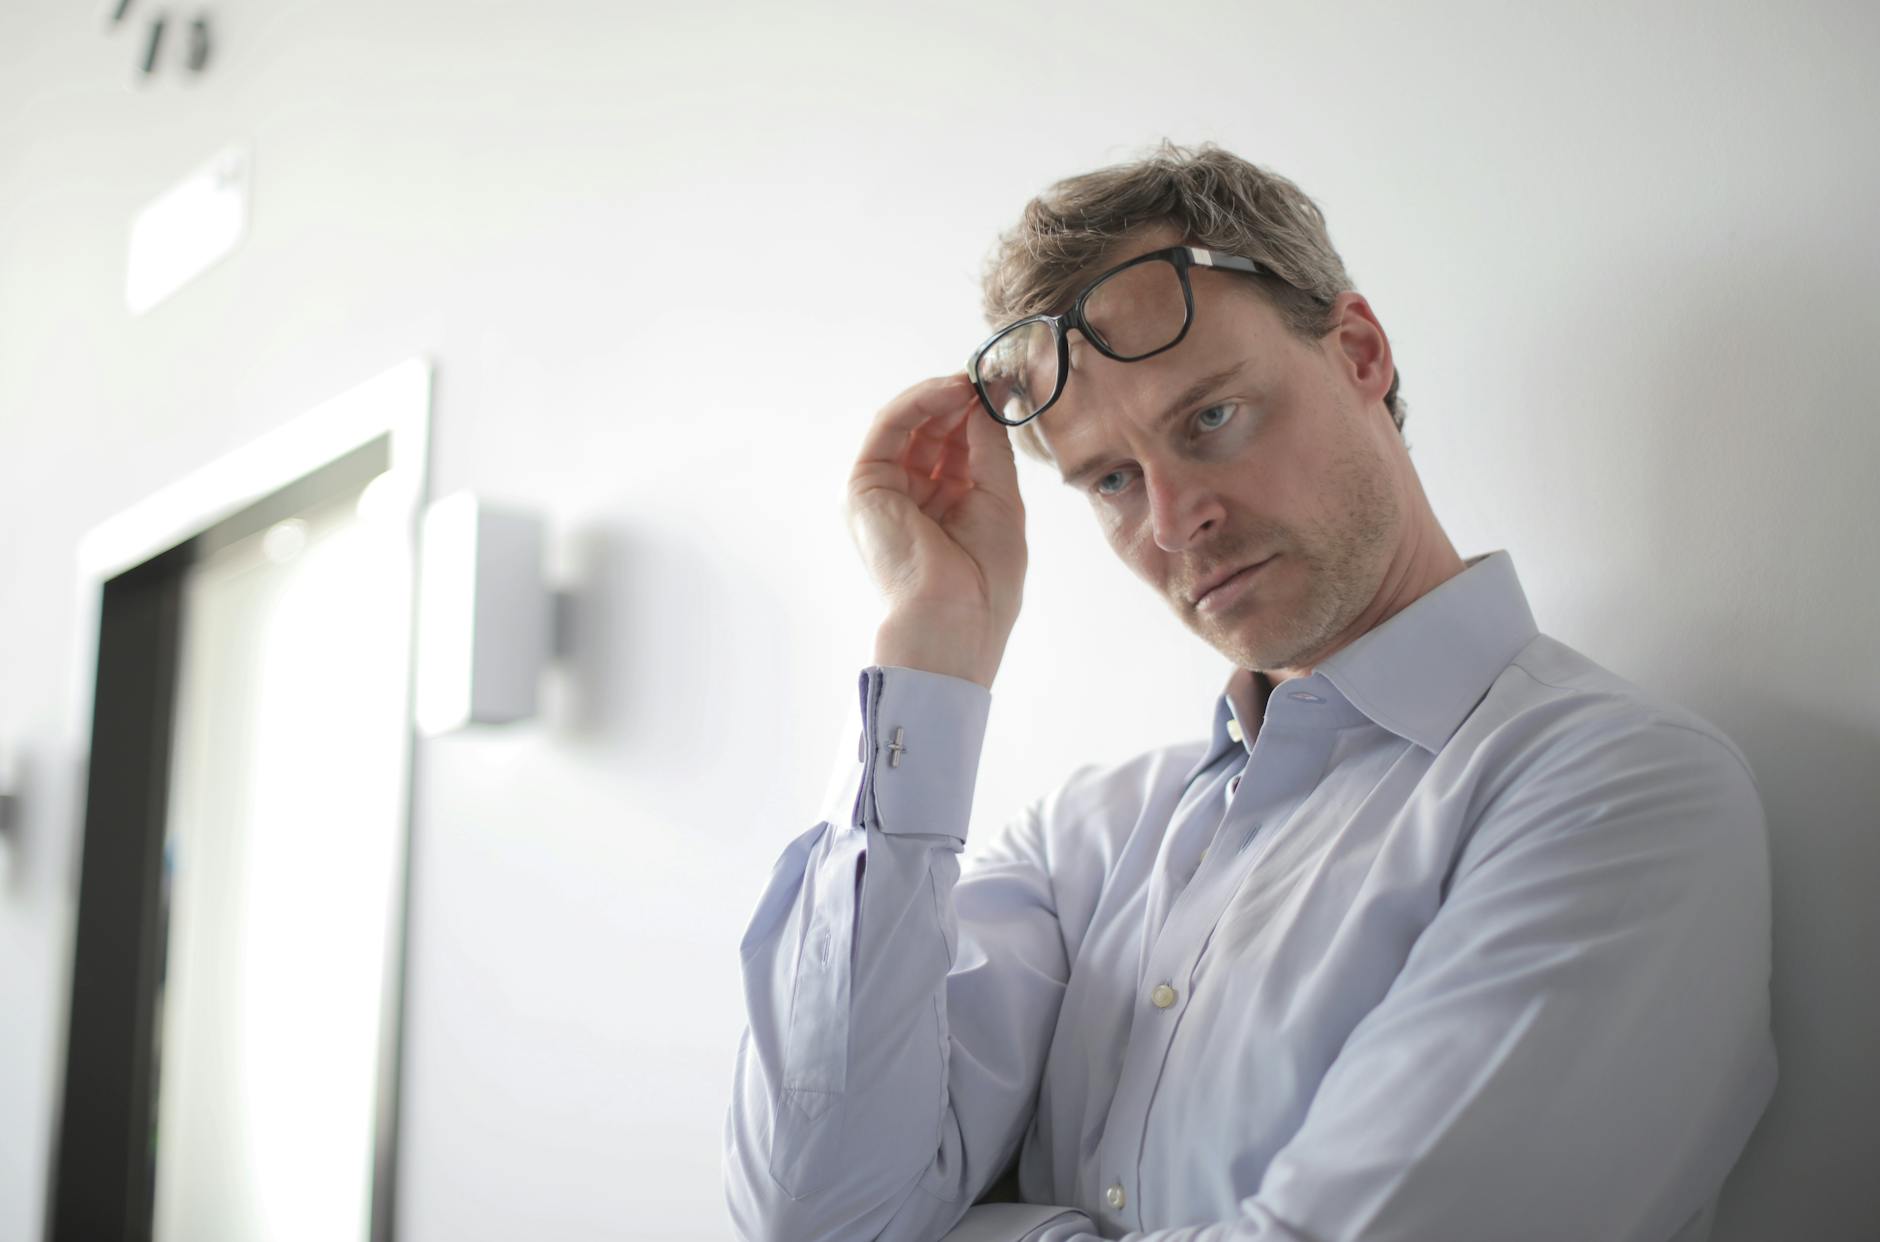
[1095,502,1137,556]
[1099,513,1164,584]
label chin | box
[1192,617,1262,667]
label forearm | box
[726,666,995,1241]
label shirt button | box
[1150,983,1177,1009]
[1106,1184,1126,1209]
[1225,717,1243,742]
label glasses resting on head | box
[966,245,1290,428]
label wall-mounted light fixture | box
[0,744,19,873]
[414,492,559,736]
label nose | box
[1144,461,1225,553]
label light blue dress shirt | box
[725,549,1777,1242]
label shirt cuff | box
[815,665,993,842]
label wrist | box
[873,616,1001,690]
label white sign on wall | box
[125,142,251,315]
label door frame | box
[46,358,432,1242]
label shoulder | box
[1452,633,1767,873]
[1472,633,1758,785]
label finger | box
[854,374,979,469]
[904,401,969,481]
[928,404,976,484]
[963,387,1022,503]
[920,473,974,522]
[900,404,972,513]
[908,431,966,516]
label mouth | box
[1193,556,1276,613]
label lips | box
[1193,556,1274,608]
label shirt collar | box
[1189,549,1540,776]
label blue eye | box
[1088,404,1241,499]
[1195,403,1236,432]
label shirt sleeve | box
[1031,716,1779,1242]
[725,666,1075,1242]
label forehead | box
[1035,243,1292,467]
[1052,224,1188,310]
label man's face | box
[1034,231,1408,677]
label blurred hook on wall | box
[105,1,213,81]
[138,13,163,77]
[186,15,211,73]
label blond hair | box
[979,141,1405,464]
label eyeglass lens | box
[976,255,1190,424]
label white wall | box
[2,2,1875,1238]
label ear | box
[1325,292,1394,410]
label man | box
[724,142,1776,1242]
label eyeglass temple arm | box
[1189,249,1268,278]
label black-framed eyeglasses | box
[965,245,1277,427]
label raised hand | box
[847,373,1028,690]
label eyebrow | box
[1057,363,1250,487]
